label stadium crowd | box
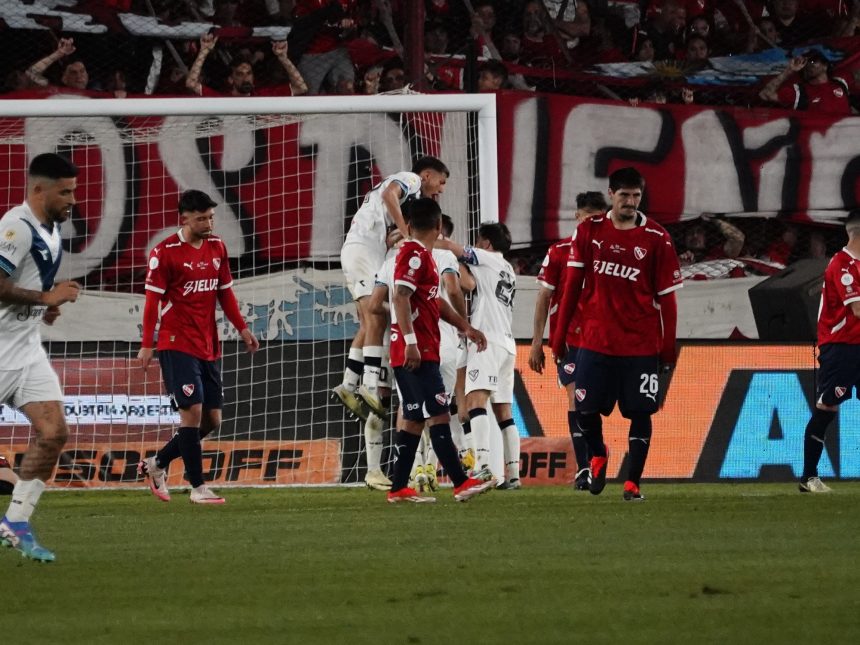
[0,0,857,275]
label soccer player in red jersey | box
[799,210,860,494]
[136,190,259,504]
[550,168,683,501]
[386,198,493,503]
[529,191,607,491]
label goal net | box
[0,93,498,488]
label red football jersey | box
[144,231,235,361]
[817,248,860,346]
[390,240,441,367]
[537,237,583,345]
[776,78,851,115]
[569,213,683,356]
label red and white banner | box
[1,91,858,288]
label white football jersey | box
[347,172,422,245]
[462,246,516,354]
[0,203,62,369]
[432,248,460,359]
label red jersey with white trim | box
[537,237,583,345]
[569,212,683,356]
[776,78,851,115]
[390,240,441,367]
[144,231,234,361]
[817,248,860,346]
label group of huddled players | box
[333,156,523,503]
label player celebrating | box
[334,157,450,419]
[550,167,682,501]
[137,190,259,504]
[386,198,494,503]
[437,223,522,489]
[799,210,860,493]
[0,153,81,562]
[529,191,608,490]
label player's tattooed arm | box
[0,274,80,307]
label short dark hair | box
[412,156,449,177]
[576,191,608,211]
[440,213,454,237]
[28,153,78,180]
[478,222,511,253]
[608,167,645,191]
[178,189,218,214]
[407,198,442,231]
[480,59,508,82]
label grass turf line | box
[2,484,859,644]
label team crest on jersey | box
[149,256,159,270]
[408,256,422,270]
[182,384,195,397]
[841,273,853,286]
[468,369,479,382]
[563,363,575,375]
[835,386,847,398]
[4,230,14,240]
[435,393,448,406]
[213,258,221,270]
[634,246,647,260]
[575,388,586,402]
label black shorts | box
[394,362,448,422]
[816,343,860,406]
[158,349,224,411]
[573,348,660,417]
[556,345,579,387]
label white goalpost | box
[0,93,498,489]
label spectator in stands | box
[683,34,711,69]
[478,59,509,91]
[425,19,451,55]
[677,213,745,265]
[807,230,829,259]
[835,0,860,36]
[644,0,687,60]
[762,222,799,266]
[186,34,307,96]
[758,50,851,115]
[768,0,829,47]
[631,32,657,62]
[469,0,500,58]
[292,0,358,95]
[379,58,407,92]
[3,67,35,94]
[358,64,382,94]
[520,0,565,68]
[544,0,591,48]
[25,38,90,91]
[746,17,782,52]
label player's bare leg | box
[1,401,68,562]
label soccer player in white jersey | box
[334,157,449,420]
[436,222,522,489]
[137,190,259,505]
[0,153,82,562]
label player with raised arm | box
[550,167,682,501]
[799,210,860,494]
[386,198,494,503]
[334,157,449,420]
[0,153,81,562]
[137,190,259,505]
[529,191,608,491]
[437,223,522,489]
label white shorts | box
[465,342,515,403]
[341,237,385,300]
[456,338,468,370]
[0,355,63,408]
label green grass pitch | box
[3,483,859,644]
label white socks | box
[501,424,521,483]
[4,479,46,523]
[364,413,384,471]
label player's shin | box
[362,345,383,391]
[568,410,591,470]
[498,419,521,485]
[364,413,385,472]
[803,409,836,479]
[428,424,467,487]
[177,427,205,487]
[344,348,364,391]
[468,408,492,475]
[625,414,653,486]
[391,430,421,492]
[577,412,606,457]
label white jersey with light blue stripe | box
[346,172,422,245]
[0,203,62,369]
